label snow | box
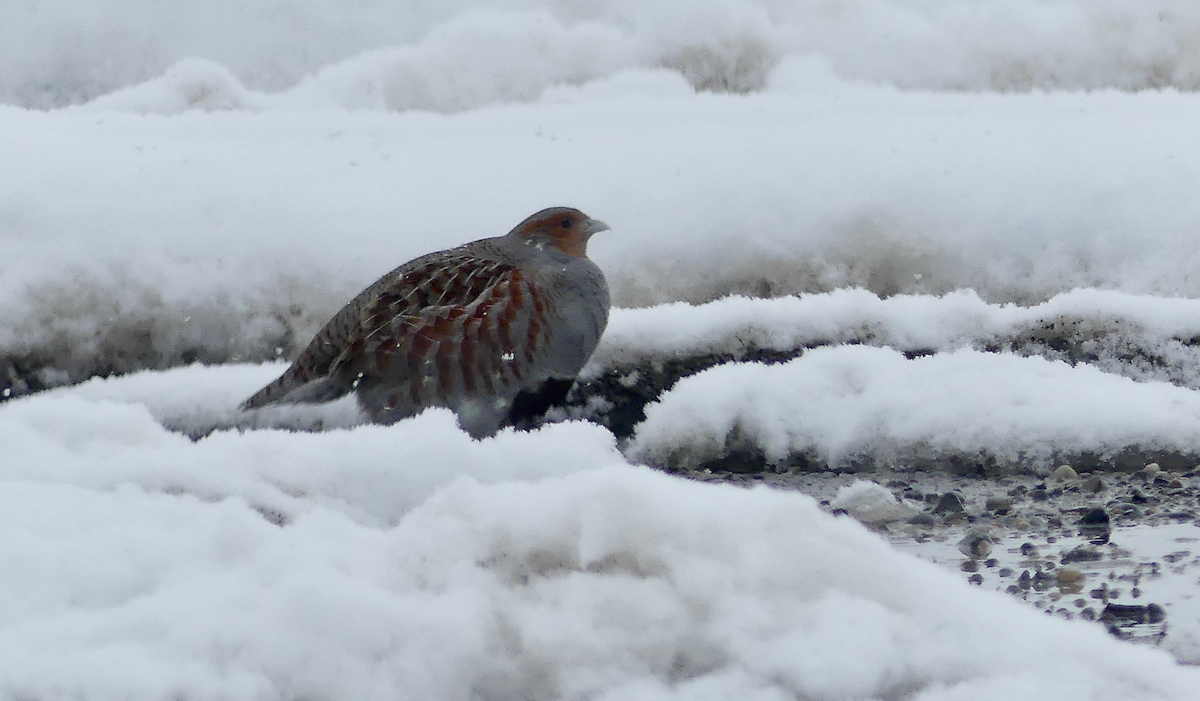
[8,1,1200,108]
[7,0,1200,695]
[629,346,1200,471]
[9,91,1200,391]
[2,397,1199,699]
[593,289,1200,386]
[831,479,921,524]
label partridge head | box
[241,207,611,438]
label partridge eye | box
[560,218,572,228]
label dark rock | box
[961,560,979,572]
[1081,475,1105,493]
[934,491,966,514]
[984,496,1012,514]
[1076,507,1111,544]
[1018,570,1032,590]
[1062,546,1103,564]
[1030,488,1049,502]
[1077,507,1110,526]
[1100,603,1166,626]
[968,574,984,586]
[906,513,936,526]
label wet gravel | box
[684,461,1200,661]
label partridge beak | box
[585,218,610,236]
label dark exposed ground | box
[678,461,1200,660]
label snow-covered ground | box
[6,1,1200,697]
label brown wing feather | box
[240,250,519,411]
[339,266,559,419]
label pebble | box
[1056,568,1085,585]
[1062,546,1103,564]
[1076,507,1110,526]
[1144,463,1162,476]
[934,491,966,514]
[1052,465,1078,482]
[957,528,994,559]
[1100,603,1165,625]
[1076,507,1112,544]
[984,496,1012,514]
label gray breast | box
[544,257,610,377]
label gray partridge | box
[241,207,610,438]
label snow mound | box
[10,1,1200,108]
[1,380,620,527]
[1,401,1197,699]
[628,346,1200,473]
[82,58,265,115]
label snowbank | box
[592,289,1200,388]
[2,388,1198,698]
[629,346,1200,472]
[8,1,1200,108]
[7,88,1200,394]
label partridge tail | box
[240,369,353,411]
